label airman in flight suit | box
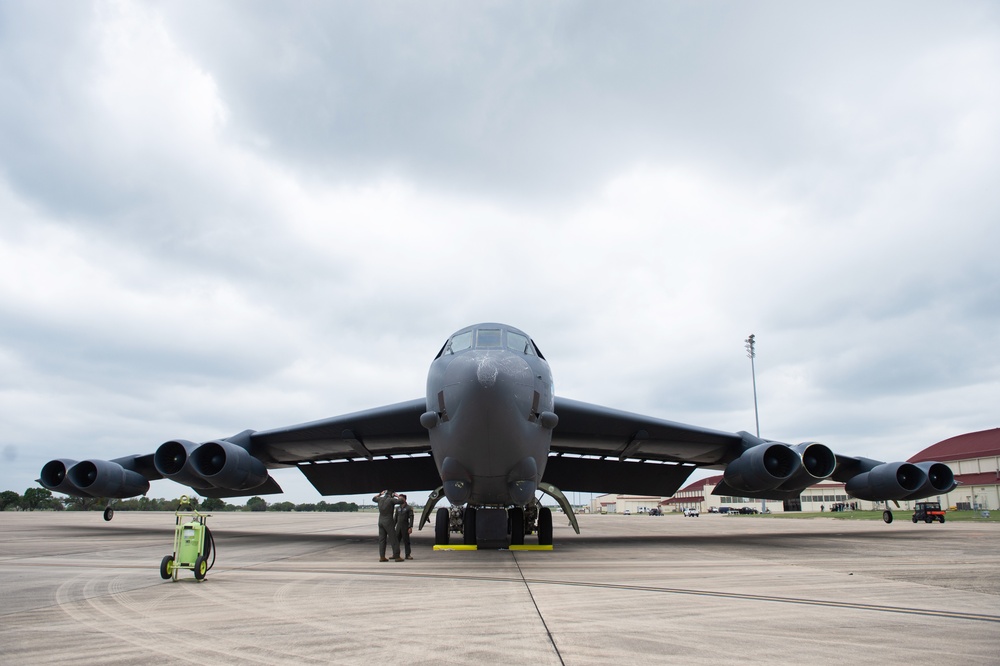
[373,489,403,562]
[394,494,414,560]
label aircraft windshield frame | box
[436,326,545,359]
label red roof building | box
[908,428,1000,463]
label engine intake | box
[723,442,801,493]
[776,442,837,492]
[40,459,84,496]
[902,462,957,501]
[154,440,216,489]
[845,462,926,501]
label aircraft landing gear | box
[462,507,477,545]
[537,507,553,545]
[882,509,893,524]
[434,507,450,545]
[104,504,115,521]
[509,507,525,546]
[432,503,555,549]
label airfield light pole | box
[745,334,760,438]
[746,334,764,514]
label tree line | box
[0,488,358,513]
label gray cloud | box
[1,1,997,500]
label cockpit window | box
[449,331,474,353]
[475,328,502,348]
[436,327,544,358]
[506,331,534,355]
[438,330,474,356]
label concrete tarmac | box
[1,510,998,665]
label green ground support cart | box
[160,498,214,581]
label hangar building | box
[908,428,1000,511]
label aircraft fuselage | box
[422,324,556,507]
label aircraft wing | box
[250,399,430,464]
[39,398,440,500]
[544,397,957,503]
[544,397,745,497]
[249,398,439,495]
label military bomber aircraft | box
[39,323,957,547]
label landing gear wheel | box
[882,510,893,524]
[160,555,174,580]
[537,507,553,546]
[435,507,450,545]
[509,507,525,546]
[463,507,477,546]
[194,554,208,581]
[103,506,114,521]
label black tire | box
[435,507,449,545]
[912,515,918,523]
[940,515,946,523]
[160,555,174,580]
[925,516,933,523]
[509,508,525,546]
[882,510,893,524]
[194,554,207,581]
[463,507,477,546]
[203,527,213,563]
[103,506,114,521]
[537,507,553,546]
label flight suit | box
[373,491,402,561]
[394,502,415,559]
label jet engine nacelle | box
[845,462,926,501]
[155,437,268,491]
[66,459,150,498]
[190,439,268,491]
[901,462,956,501]
[776,442,837,492]
[154,440,217,489]
[40,459,88,496]
[723,442,801,493]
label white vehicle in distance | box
[683,508,700,517]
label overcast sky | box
[2,1,998,504]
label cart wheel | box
[940,515,946,523]
[160,555,174,580]
[203,527,212,562]
[912,515,918,523]
[194,554,208,581]
[104,506,114,521]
